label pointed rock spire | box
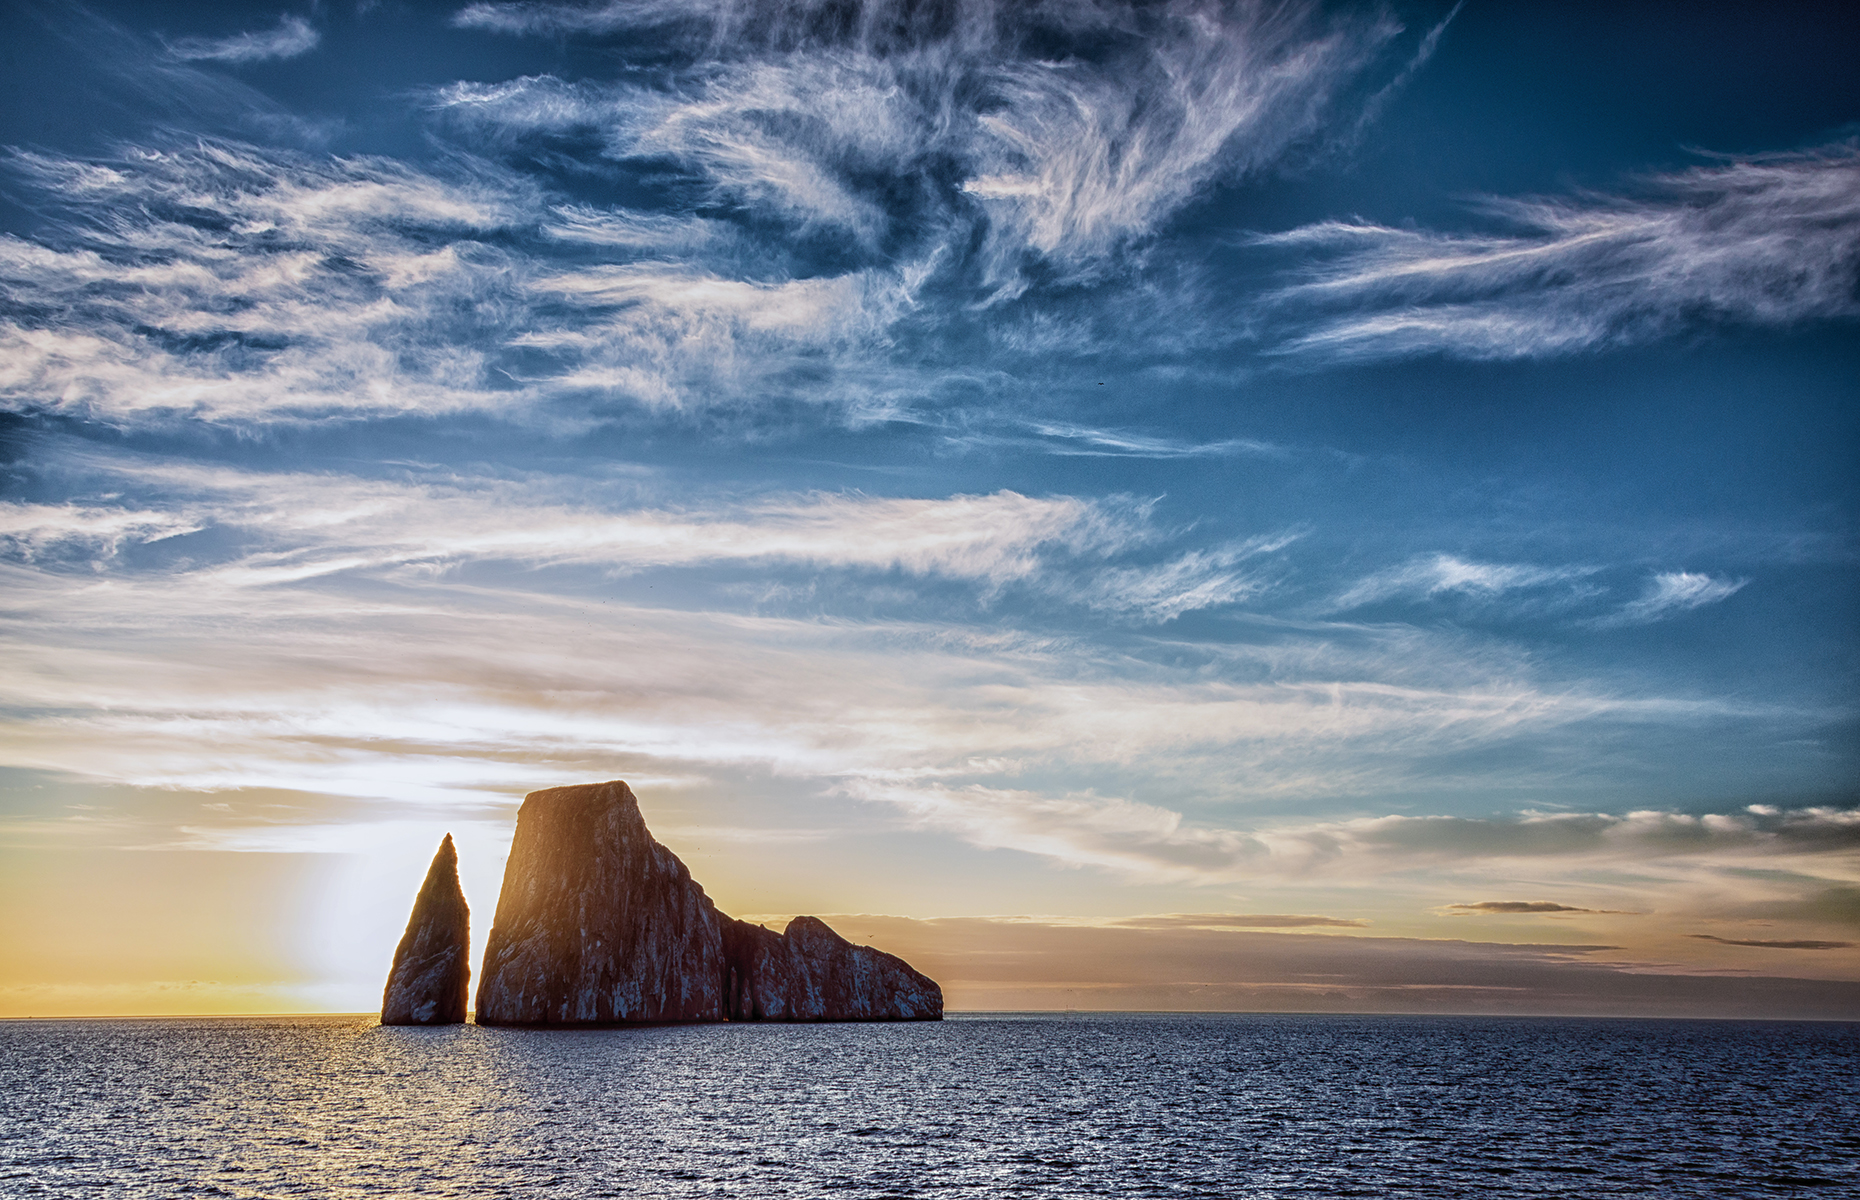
[381,833,471,1025]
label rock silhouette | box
[473,780,942,1025]
[381,833,471,1025]
[723,915,944,1021]
[475,780,727,1025]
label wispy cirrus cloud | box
[0,139,927,424]
[953,5,1400,291]
[1330,553,1594,612]
[1260,143,1860,361]
[1592,571,1748,628]
[516,261,921,411]
[851,766,1860,878]
[0,142,536,423]
[452,0,677,36]
[0,568,1664,811]
[1077,534,1297,622]
[0,501,202,562]
[0,458,1166,589]
[848,778,1859,885]
[1320,806,1860,863]
[164,15,321,64]
[1328,556,1752,629]
[1015,422,1288,459]
[0,445,1788,814]
[9,5,1848,436]
[442,0,1414,294]
[0,2,1545,431]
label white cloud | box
[453,0,705,37]
[541,205,734,251]
[0,2,1442,429]
[518,262,918,410]
[438,0,1408,294]
[1015,422,1287,459]
[0,143,540,423]
[958,6,1398,290]
[7,450,1315,629]
[165,15,321,64]
[433,63,926,250]
[1261,144,1860,361]
[854,778,1860,883]
[1078,534,1297,622]
[0,139,928,423]
[1595,571,1748,628]
[1331,553,1592,611]
[1330,557,1751,630]
[0,451,1776,814]
[0,502,203,563]
[6,457,1160,588]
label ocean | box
[3,1013,1855,1198]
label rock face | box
[723,915,944,1021]
[473,779,942,1025]
[381,834,471,1025]
[475,781,728,1025]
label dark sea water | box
[3,1013,1856,1198]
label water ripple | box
[2,1014,1856,1198]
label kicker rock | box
[381,834,471,1025]
[475,781,727,1025]
[723,915,943,1021]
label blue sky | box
[0,0,1855,1016]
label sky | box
[0,0,1855,1019]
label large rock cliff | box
[475,781,727,1025]
[472,780,941,1025]
[381,833,471,1025]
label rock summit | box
[381,833,471,1025]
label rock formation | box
[723,915,944,1021]
[473,779,942,1025]
[475,780,726,1025]
[381,833,471,1025]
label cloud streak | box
[1075,534,1296,622]
[1594,571,1748,627]
[1328,556,1751,628]
[0,454,1203,593]
[5,9,1849,440]
[443,0,1412,297]
[0,137,926,424]
[816,915,1860,1018]
[859,777,1860,883]
[1688,934,1853,950]
[1331,553,1593,611]
[1445,901,1622,915]
[1107,912,1366,929]
[0,142,537,423]
[164,15,321,64]
[953,3,1399,290]
[1261,144,1860,361]
[1015,422,1288,459]
[0,443,1794,824]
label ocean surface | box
[3,1013,1856,1198]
